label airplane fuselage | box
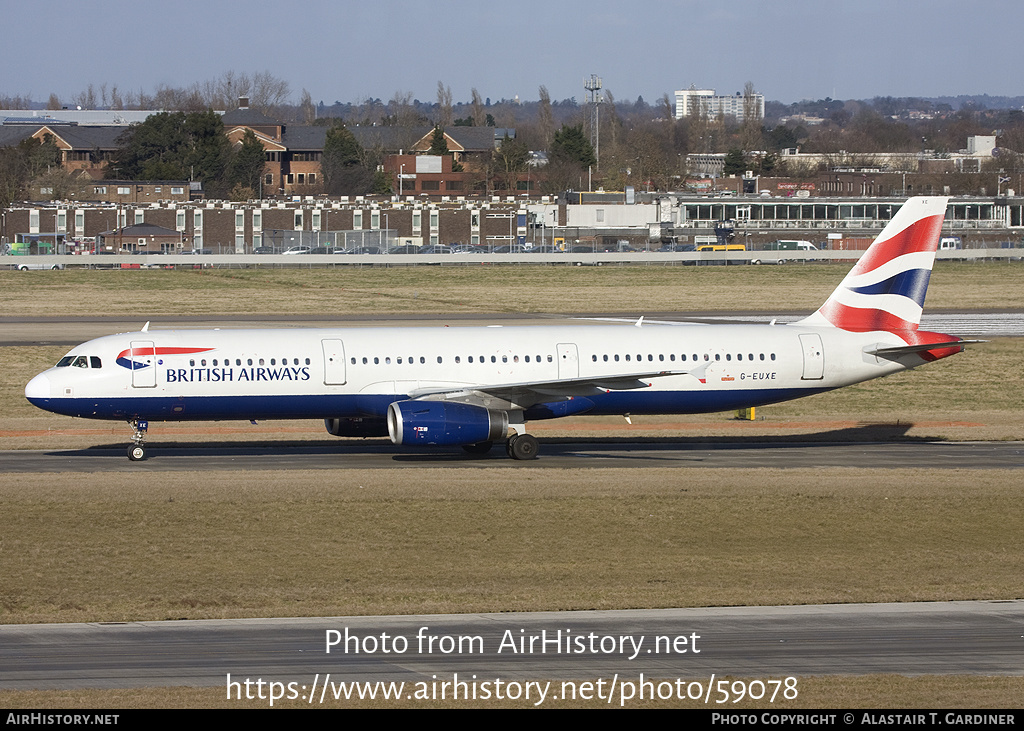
[25,321,920,424]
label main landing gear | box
[127,419,148,461]
[459,434,540,460]
[506,433,539,460]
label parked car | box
[253,246,276,254]
[282,246,311,255]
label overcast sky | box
[3,0,1020,107]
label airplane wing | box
[406,369,689,409]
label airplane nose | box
[25,372,51,401]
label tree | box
[723,148,746,176]
[537,86,554,148]
[228,129,266,195]
[471,88,485,127]
[427,126,449,155]
[321,122,373,195]
[550,124,596,168]
[111,110,230,195]
[494,135,529,189]
[436,82,453,127]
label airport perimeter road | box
[1,601,1021,692]
[1,441,1021,472]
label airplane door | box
[130,340,156,388]
[556,343,579,380]
[322,339,347,385]
[799,333,824,380]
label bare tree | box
[388,90,419,127]
[436,81,453,127]
[471,88,485,127]
[47,94,61,110]
[538,86,554,148]
[740,81,763,152]
[299,88,316,124]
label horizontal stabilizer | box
[866,339,985,357]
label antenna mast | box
[584,74,602,168]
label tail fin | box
[798,196,949,332]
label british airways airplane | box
[26,197,968,461]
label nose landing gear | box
[127,419,148,461]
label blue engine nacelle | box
[324,416,389,437]
[387,401,508,446]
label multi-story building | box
[674,86,765,122]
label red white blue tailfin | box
[798,196,949,332]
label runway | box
[2,601,1021,692]
[2,310,1022,346]
[2,440,1021,472]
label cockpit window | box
[56,356,75,367]
[72,356,89,368]
[90,356,102,368]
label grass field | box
[1,260,1021,316]
[1,261,1021,708]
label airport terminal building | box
[3,193,1022,255]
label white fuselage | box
[25,321,913,424]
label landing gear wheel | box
[507,434,539,460]
[462,441,493,455]
[128,445,146,461]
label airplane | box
[25,196,971,462]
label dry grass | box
[2,468,1021,625]
[1,261,1021,316]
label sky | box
[3,0,1021,108]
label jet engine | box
[387,401,508,446]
